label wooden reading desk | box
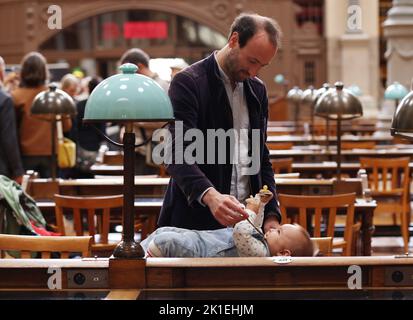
[269,147,413,162]
[1,256,413,299]
[267,134,394,145]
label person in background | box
[12,52,71,178]
[60,73,80,100]
[119,48,170,175]
[120,48,170,91]
[0,56,24,183]
[70,76,106,178]
[169,58,189,79]
[3,70,20,93]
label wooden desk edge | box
[1,256,412,269]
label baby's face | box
[264,224,305,256]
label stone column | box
[325,0,380,116]
[383,0,413,89]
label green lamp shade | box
[314,82,363,120]
[347,85,363,97]
[391,90,413,138]
[31,84,77,115]
[84,63,174,122]
[384,82,408,100]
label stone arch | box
[37,1,229,47]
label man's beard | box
[224,49,249,83]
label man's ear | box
[228,32,239,48]
[277,249,291,256]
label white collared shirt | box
[215,54,251,202]
[198,54,252,205]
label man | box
[158,13,282,233]
[0,56,24,183]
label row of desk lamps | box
[285,80,413,181]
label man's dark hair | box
[120,48,150,68]
[20,52,48,88]
[228,13,282,49]
[88,76,102,94]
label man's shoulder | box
[176,56,210,82]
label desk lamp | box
[347,85,363,97]
[31,84,77,180]
[314,82,363,180]
[385,82,408,114]
[391,89,413,139]
[301,86,318,140]
[83,63,174,258]
[286,86,303,129]
[314,83,331,150]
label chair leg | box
[400,208,410,254]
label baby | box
[233,186,314,257]
[141,186,315,257]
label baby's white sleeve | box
[233,209,268,257]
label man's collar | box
[214,52,231,85]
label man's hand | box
[202,188,249,226]
[263,215,280,233]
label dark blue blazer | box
[0,89,24,179]
[158,53,281,230]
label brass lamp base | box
[113,240,145,259]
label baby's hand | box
[258,185,273,204]
[245,195,260,213]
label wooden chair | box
[266,142,293,150]
[271,157,293,174]
[360,157,411,253]
[311,123,337,136]
[311,237,333,256]
[54,194,124,257]
[278,193,357,256]
[0,234,91,258]
[341,141,376,150]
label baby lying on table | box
[141,186,315,257]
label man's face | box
[224,31,277,83]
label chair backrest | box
[341,141,376,150]
[359,157,410,194]
[278,193,356,256]
[53,194,124,246]
[359,157,410,254]
[266,142,293,150]
[311,237,333,256]
[271,157,293,174]
[0,234,91,258]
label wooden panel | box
[109,258,146,289]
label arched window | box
[40,10,227,52]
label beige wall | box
[325,0,380,111]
